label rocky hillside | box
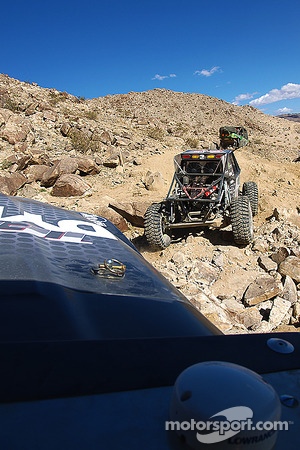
[0,73,300,334]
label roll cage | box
[163,150,241,227]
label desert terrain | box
[0,74,299,333]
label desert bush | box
[147,127,165,141]
[185,137,199,148]
[69,128,101,153]
[85,110,98,120]
[174,123,189,136]
[0,93,20,112]
[0,159,14,170]
[69,129,91,153]
[48,91,69,106]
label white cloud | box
[232,92,258,105]
[194,66,221,77]
[276,107,293,114]
[152,74,168,81]
[152,73,177,81]
[250,83,300,106]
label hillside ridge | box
[0,73,300,333]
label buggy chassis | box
[163,150,234,229]
[144,148,258,249]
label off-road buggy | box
[144,146,258,250]
[219,126,248,149]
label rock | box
[171,251,186,266]
[271,227,284,241]
[254,321,273,333]
[43,110,57,122]
[257,255,278,273]
[143,170,165,191]
[14,155,32,171]
[252,238,269,252]
[212,251,224,269]
[292,302,300,321]
[291,247,300,258]
[132,157,142,165]
[222,298,245,315]
[268,297,292,329]
[270,247,290,264]
[0,115,32,144]
[0,172,27,195]
[60,122,71,136]
[114,136,130,147]
[41,157,79,187]
[243,275,283,306]
[99,130,112,144]
[282,275,298,304]
[238,307,262,330]
[257,300,273,321]
[102,148,120,168]
[95,205,129,233]
[25,164,50,182]
[29,149,51,166]
[17,183,39,198]
[189,261,219,286]
[76,157,100,175]
[278,256,300,283]
[108,199,148,227]
[51,174,91,197]
[189,292,243,334]
[272,207,295,222]
[25,102,38,116]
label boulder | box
[0,115,32,144]
[29,149,51,166]
[51,174,91,197]
[0,173,27,195]
[76,157,100,175]
[99,130,113,145]
[268,297,292,329]
[189,292,242,334]
[41,157,79,187]
[189,261,219,286]
[243,275,283,306]
[102,148,121,168]
[108,199,148,227]
[270,247,290,264]
[257,255,278,273]
[60,122,71,136]
[238,307,262,330]
[25,164,50,183]
[278,256,300,283]
[282,275,298,304]
[95,206,129,233]
[143,170,165,191]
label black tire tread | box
[242,181,258,216]
[144,203,171,249]
[231,196,253,245]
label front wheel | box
[231,196,253,246]
[144,203,171,250]
[242,181,258,216]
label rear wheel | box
[242,181,258,216]
[144,203,171,249]
[231,196,253,245]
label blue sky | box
[1,0,300,115]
